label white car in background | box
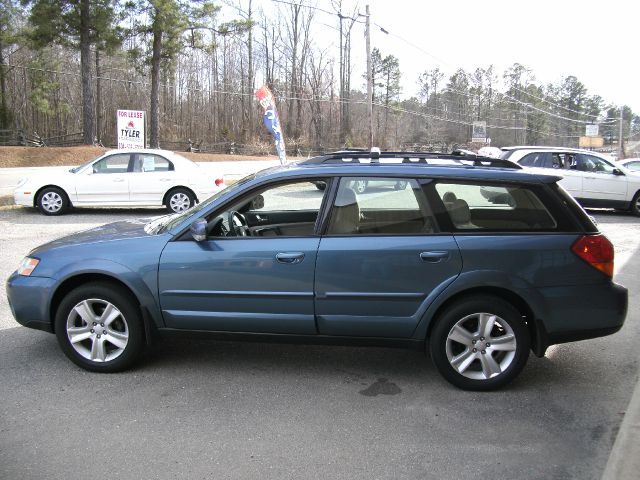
[14,149,225,215]
[502,146,640,215]
[618,158,640,172]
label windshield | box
[70,154,103,173]
[145,171,258,234]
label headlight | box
[15,177,28,188]
[17,257,40,276]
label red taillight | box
[571,234,614,278]
[215,178,224,187]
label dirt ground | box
[0,146,284,168]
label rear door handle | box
[420,251,449,263]
[113,178,125,183]
[276,252,305,264]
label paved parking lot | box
[1,206,639,479]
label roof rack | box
[300,148,522,170]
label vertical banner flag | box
[255,86,286,164]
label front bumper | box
[6,271,57,333]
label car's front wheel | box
[55,282,144,372]
[166,188,195,213]
[36,186,69,215]
[630,191,640,216]
[429,295,530,390]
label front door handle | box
[112,178,125,183]
[276,252,305,264]
[420,251,449,263]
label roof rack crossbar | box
[300,151,521,170]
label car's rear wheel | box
[54,282,144,372]
[429,295,530,390]
[36,186,69,215]
[166,188,195,213]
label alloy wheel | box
[169,192,191,212]
[445,312,517,380]
[65,298,129,363]
[41,191,63,213]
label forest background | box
[1,0,639,156]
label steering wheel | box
[228,211,250,237]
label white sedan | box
[14,149,225,215]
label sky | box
[229,0,640,113]
[364,0,640,111]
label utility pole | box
[365,4,373,149]
[619,106,624,160]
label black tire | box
[429,295,530,391]
[166,188,195,213]
[36,186,69,216]
[54,282,144,373]
[630,191,640,216]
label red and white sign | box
[117,109,145,149]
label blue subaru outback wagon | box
[6,150,627,390]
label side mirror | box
[613,168,625,176]
[190,218,207,242]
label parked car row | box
[501,146,640,215]
[13,149,226,215]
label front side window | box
[92,154,130,174]
[205,179,327,238]
[434,182,557,231]
[326,177,436,235]
[575,154,616,174]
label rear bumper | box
[535,281,627,354]
[6,272,56,333]
[14,190,35,207]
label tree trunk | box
[0,39,10,129]
[80,0,95,144]
[95,50,102,143]
[150,20,162,148]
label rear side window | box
[519,152,550,168]
[326,177,437,235]
[434,182,557,231]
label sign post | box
[117,110,145,149]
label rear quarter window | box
[433,182,560,232]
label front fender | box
[50,258,165,329]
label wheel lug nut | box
[480,337,485,341]
[93,322,97,326]
[97,334,101,339]
[103,330,107,335]
[100,323,104,327]
[486,343,490,347]
[472,340,476,344]
[90,329,95,333]
[481,350,486,354]
[472,348,477,353]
